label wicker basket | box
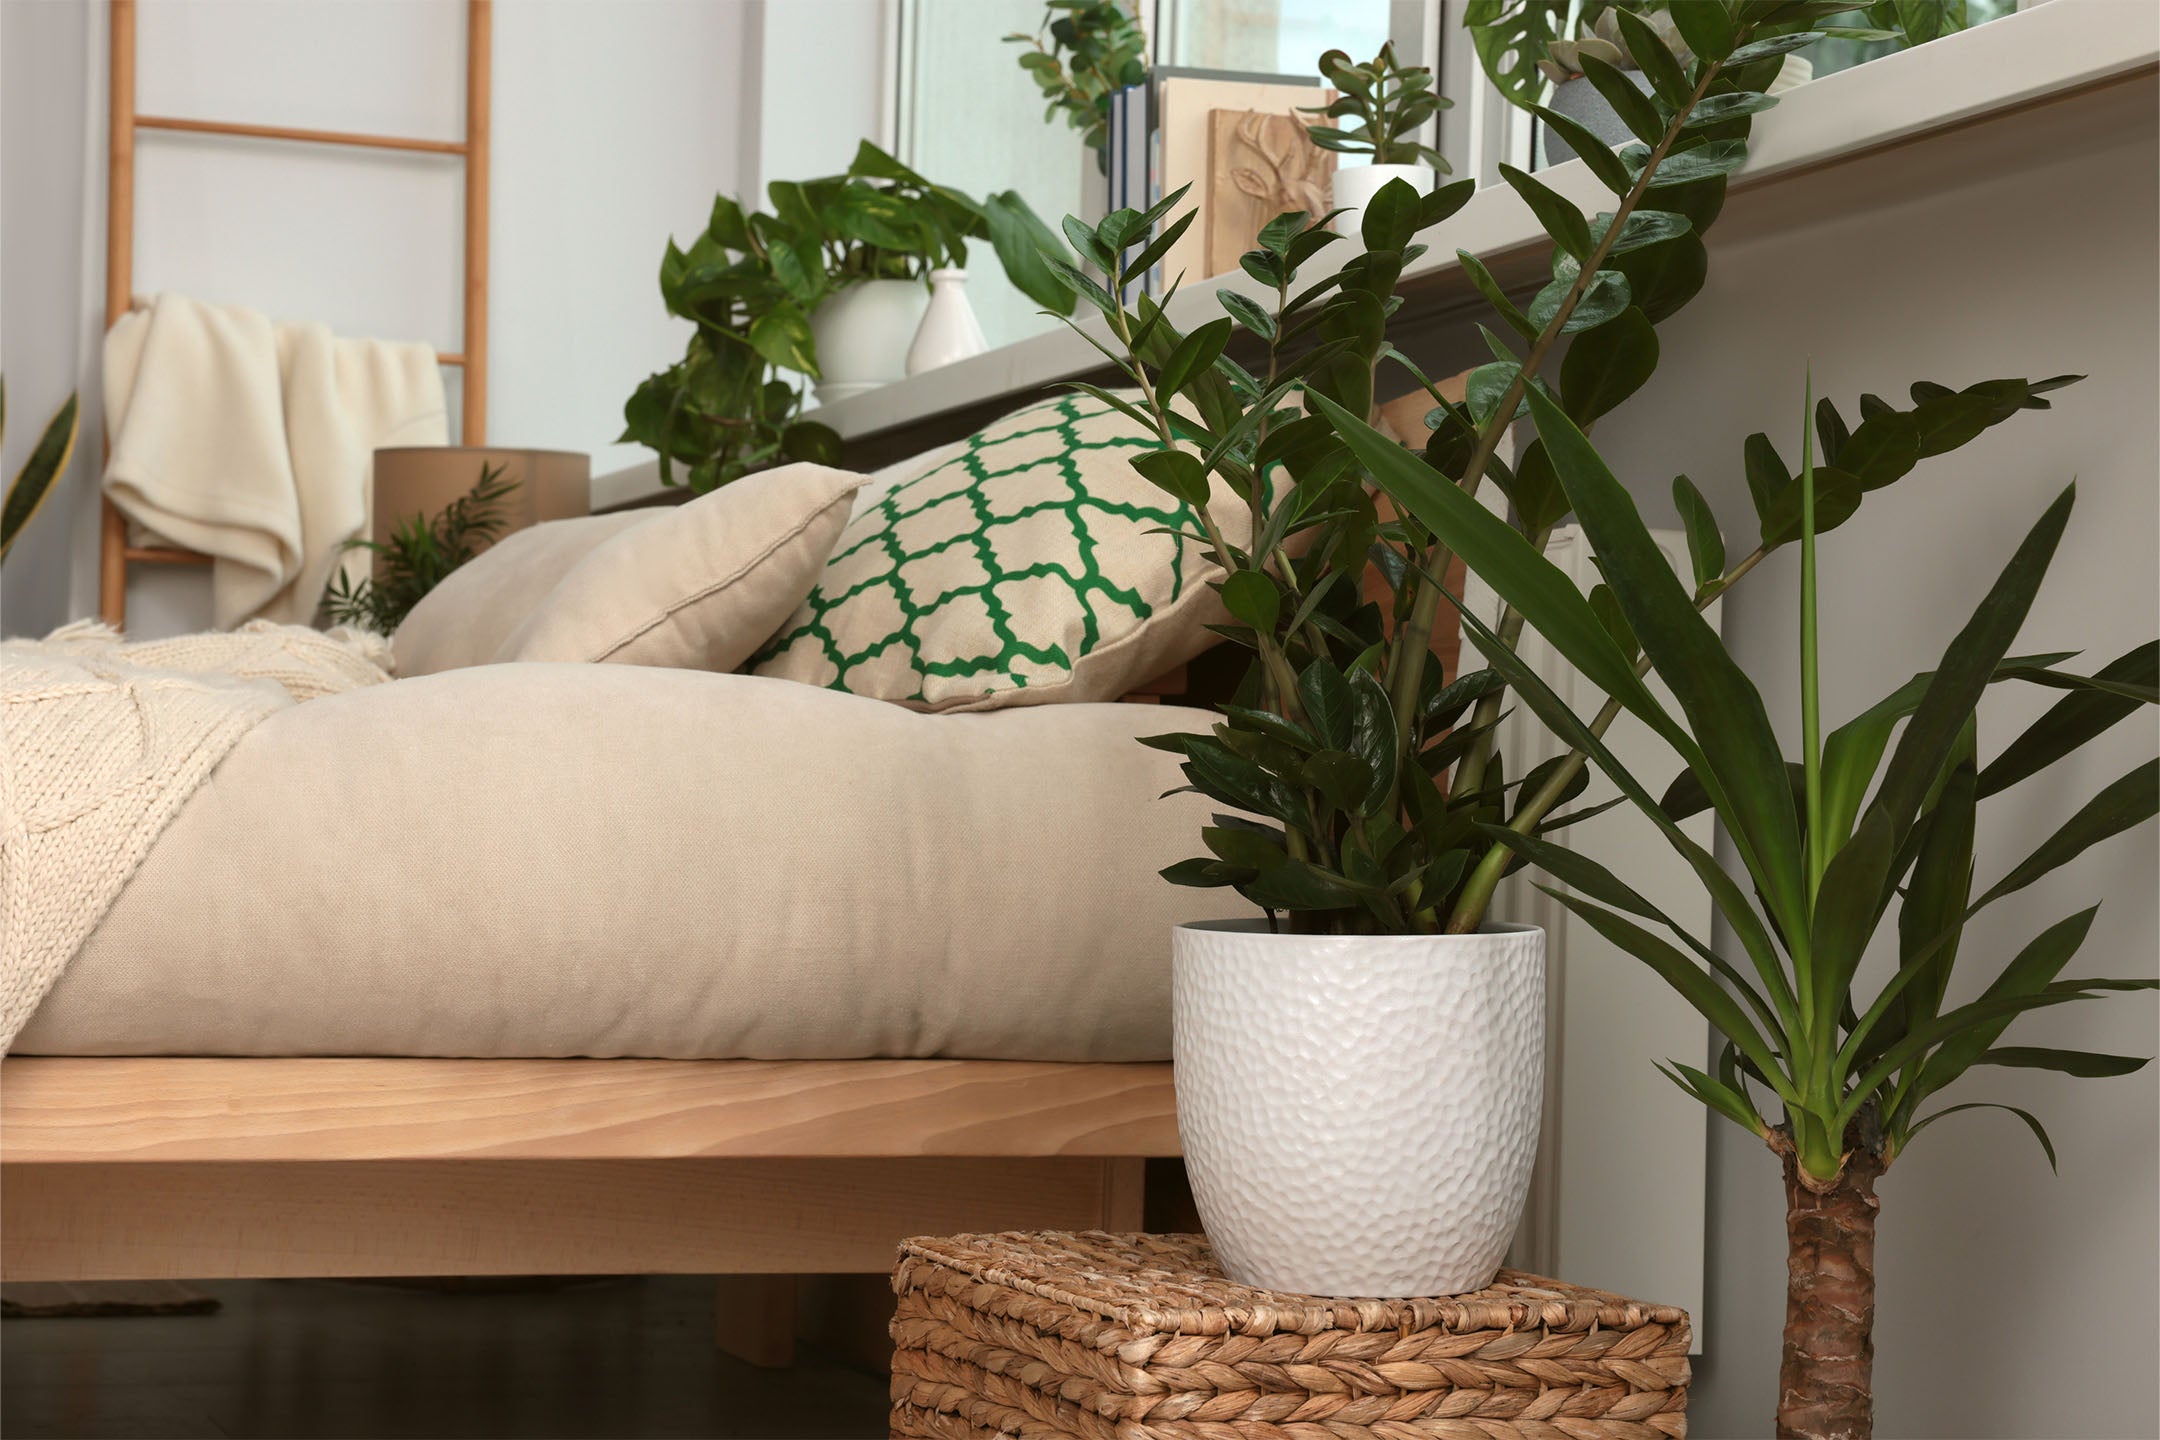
[890,1231,1690,1439]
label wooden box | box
[890,1231,1690,1438]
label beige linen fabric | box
[393,511,648,675]
[17,664,1246,1060]
[496,463,862,670]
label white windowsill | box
[596,1,2157,511]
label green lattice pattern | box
[754,392,1211,707]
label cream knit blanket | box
[0,621,389,1051]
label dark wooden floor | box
[0,1276,889,1439]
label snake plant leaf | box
[1972,760,2159,910]
[2,391,78,562]
[1907,1102,2057,1172]
[1544,888,1798,1100]
[1532,105,1635,195]
[1578,55,1665,146]
[1309,390,1674,742]
[1659,1060,1771,1137]
[1977,1046,2152,1078]
[1560,306,1659,426]
[1671,474,1724,589]
[1523,381,1811,944]
[1872,484,2075,849]
[1981,642,2160,796]
[1499,164,1594,263]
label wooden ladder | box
[98,0,492,627]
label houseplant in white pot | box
[1302,43,1450,241]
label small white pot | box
[1330,162,1436,242]
[1172,919,1545,1298]
[808,278,926,405]
[906,268,988,377]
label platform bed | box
[0,1058,1174,1283]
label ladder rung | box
[123,545,213,566]
[136,114,466,157]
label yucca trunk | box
[1778,1147,1884,1440]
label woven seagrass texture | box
[889,1231,1690,1439]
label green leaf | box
[1758,464,1863,548]
[1219,569,1281,634]
[1743,431,1790,524]
[1158,318,1233,399]
[1659,1060,1770,1137]
[1977,1047,2152,1079]
[1981,642,2159,797]
[1521,382,1811,944]
[1907,1102,2057,1172]
[1559,306,1658,426]
[1625,139,1751,187]
[747,306,819,376]
[1528,268,1632,335]
[1361,177,1426,251]
[1683,92,1778,128]
[1499,164,1593,263]
[1671,475,1725,591]
[1668,0,1735,61]
[1726,31,1827,65]
[1974,760,2158,910]
[1906,907,2098,1102]
[1218,288,1277,339]
[1873,485,2075,847]
[2,392,77,560]
[1241,860,1365,910]
[1532,105,1635,194]
[1130,448,1214,509]
[1203,825,1287,869]
[1808,808,1895,1044]
[1613,8,1693,108]
[1578,55,1664,146]
[1459,250,1535,341]
[1347,670,1398,813]
[1890,755,1976,1042]
[1607,227,1708,325]
[1303,750,1373,813]
[1160,856,1240,888]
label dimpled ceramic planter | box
[1171,919,1546,1298]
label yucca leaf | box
[1438,579,1801,1029]
[1972,760,2158,910]
[1307,389,1682,745]
[1976,1046,2152,1078]
[1522,382,1811,947]
[1980,641,2159,797]
[1808,808,1895,1063]
[1478,823,1785,1037]
[1841,985,2095,1134]
[1888,754,1976,1045]
[1545,888,1799,1101]
[1907,1102,2057,1172]
[1658,1060,1771,1137]
[1871,484,2075,848]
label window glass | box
[1162,0,1392,76]
[1799,0,2019,78]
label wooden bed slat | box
[0,1058,1180,1164]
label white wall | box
[1587,125,2159,1440]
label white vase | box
[1172,919,1546,1298]
[906,268,988,377]
[808,278,926,405]
[1329,162,1436,243]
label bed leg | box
[1102,1156,1146,1231]
[713,1274,797,1369]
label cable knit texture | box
[0,621,388,1051]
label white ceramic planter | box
[1172,919,1545,1298]
[906,268,988,377]
[808,278,926,405]
[1330,162,1436,243]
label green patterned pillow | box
[752,391,1246,711]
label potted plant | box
[323,461,517,632]
[1037,3,1960,1300]
[1301,42,1451,237]
[1005,0,1149,179]
[1271,7,2153,1435]
[623,144,1072,493]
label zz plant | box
[1300,43,1451,171]
[1044,2,2154,1432]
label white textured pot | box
[1172,919,1545,1298]
[809,278,926,405]
[1330,162,1436,243]
[906,268,988,377]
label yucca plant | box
[0,377,81,566]
[1344,369,2155,1435]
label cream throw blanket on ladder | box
[0,622,390,1052]
[105,295,449,627]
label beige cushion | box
[496,463,861,669]
[392,511,647,675]
[753,392,1245,712]
[18,664,1248,1061]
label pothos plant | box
[1301,42,1451,171]
[623,143,1072,494]
[1048,3,2153,1434]
[1005,1,1149,175]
